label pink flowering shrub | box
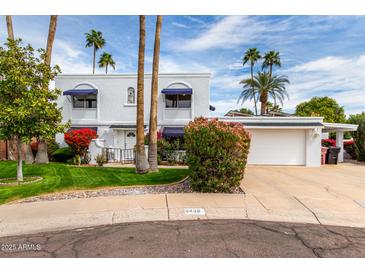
[184,117,251,192]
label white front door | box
[124,131,136,149]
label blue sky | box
[1,15,365,116]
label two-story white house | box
[55,73,211,150]
[55,72,358,167]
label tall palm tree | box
[262,50,281,77]
[98,52,116,74]
[5,16,16,161]
[148,15,163,172]
[262,51,281,106]
[85,30,105,74]
[242,48,261,115]
[35,15,59,164]
[5,16,14,40]
[45,15,58,66]
[135,15,149,174]
[241,72,289,115]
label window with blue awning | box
[161,88,192,95]
[162,127,185,138]
[63,89,98,96]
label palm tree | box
[262,50,281,77]
[262,51,282,107]
[5,16,15,161]
[148,15,163,172]
[242,48,261,115]
[45,15,58,66]
[98,52,116,74]
[238,78,258,108]
[135,15,150,174]
[5,16,14,40]
[35,15,59,164]
[85,30,105,74]
[241,72,289,115]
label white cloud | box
[283,54,365,115]
[156,56,210,73]
[210,98,253,117]
[172,16,291,52]
[171,22,190,29]
[183,16,206,26]
[290,56,349,72]
[211,74,247,90]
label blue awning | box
[162,127,185,138]
[161,88,192,95]
[209,105,216,111]
[63,89,98,96]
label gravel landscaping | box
[19,179,244,203]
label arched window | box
[126,132,136,138]
[127,87,136,104]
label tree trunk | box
[25,143,34,164]
[34,15,58,164]
[148,15,162,172]
[35,139,49,164]
[260,92,268,115]
[251,64,258,115]
[135,15,149,174]
[6,15,14,40]
[106,64,108,74]
[93,45,96,74]
[16,137,23,182]
[45,15,57,66]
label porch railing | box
[103,147,135,164]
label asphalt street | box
[1,219,365,258]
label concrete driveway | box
[242,163,365,227]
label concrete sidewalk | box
[1,190,364,237]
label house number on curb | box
[184,208,206,215]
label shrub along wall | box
[184,117,251,192]
[355,121,365,162]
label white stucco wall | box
[56,73,211,126]
[55,73,211,147]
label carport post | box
[336,131,344,163]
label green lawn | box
[0,161,189,204]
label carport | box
[322,123,359,162]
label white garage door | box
[247,129,306,165]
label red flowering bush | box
[64,128,97,161]
[322,138,336,147]
[184,117,251,192]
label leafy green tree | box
[346,112,365,139]
[85,30,105,74]
[242,48,261,115]
[266,102,282,113]
[354,120,365,161]
[295,97,346,123]
[347,112,365,125]
[0,39,68,181]
[240,72,289,115]
[98,52,116,74]
[232,108,254,115]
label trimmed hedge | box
[184,117,251,192]
[51,147,75,163]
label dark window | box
[165,94,191,108]
[72,95,97,109]
[68,127,98,132]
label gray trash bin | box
[326,147,341,164]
